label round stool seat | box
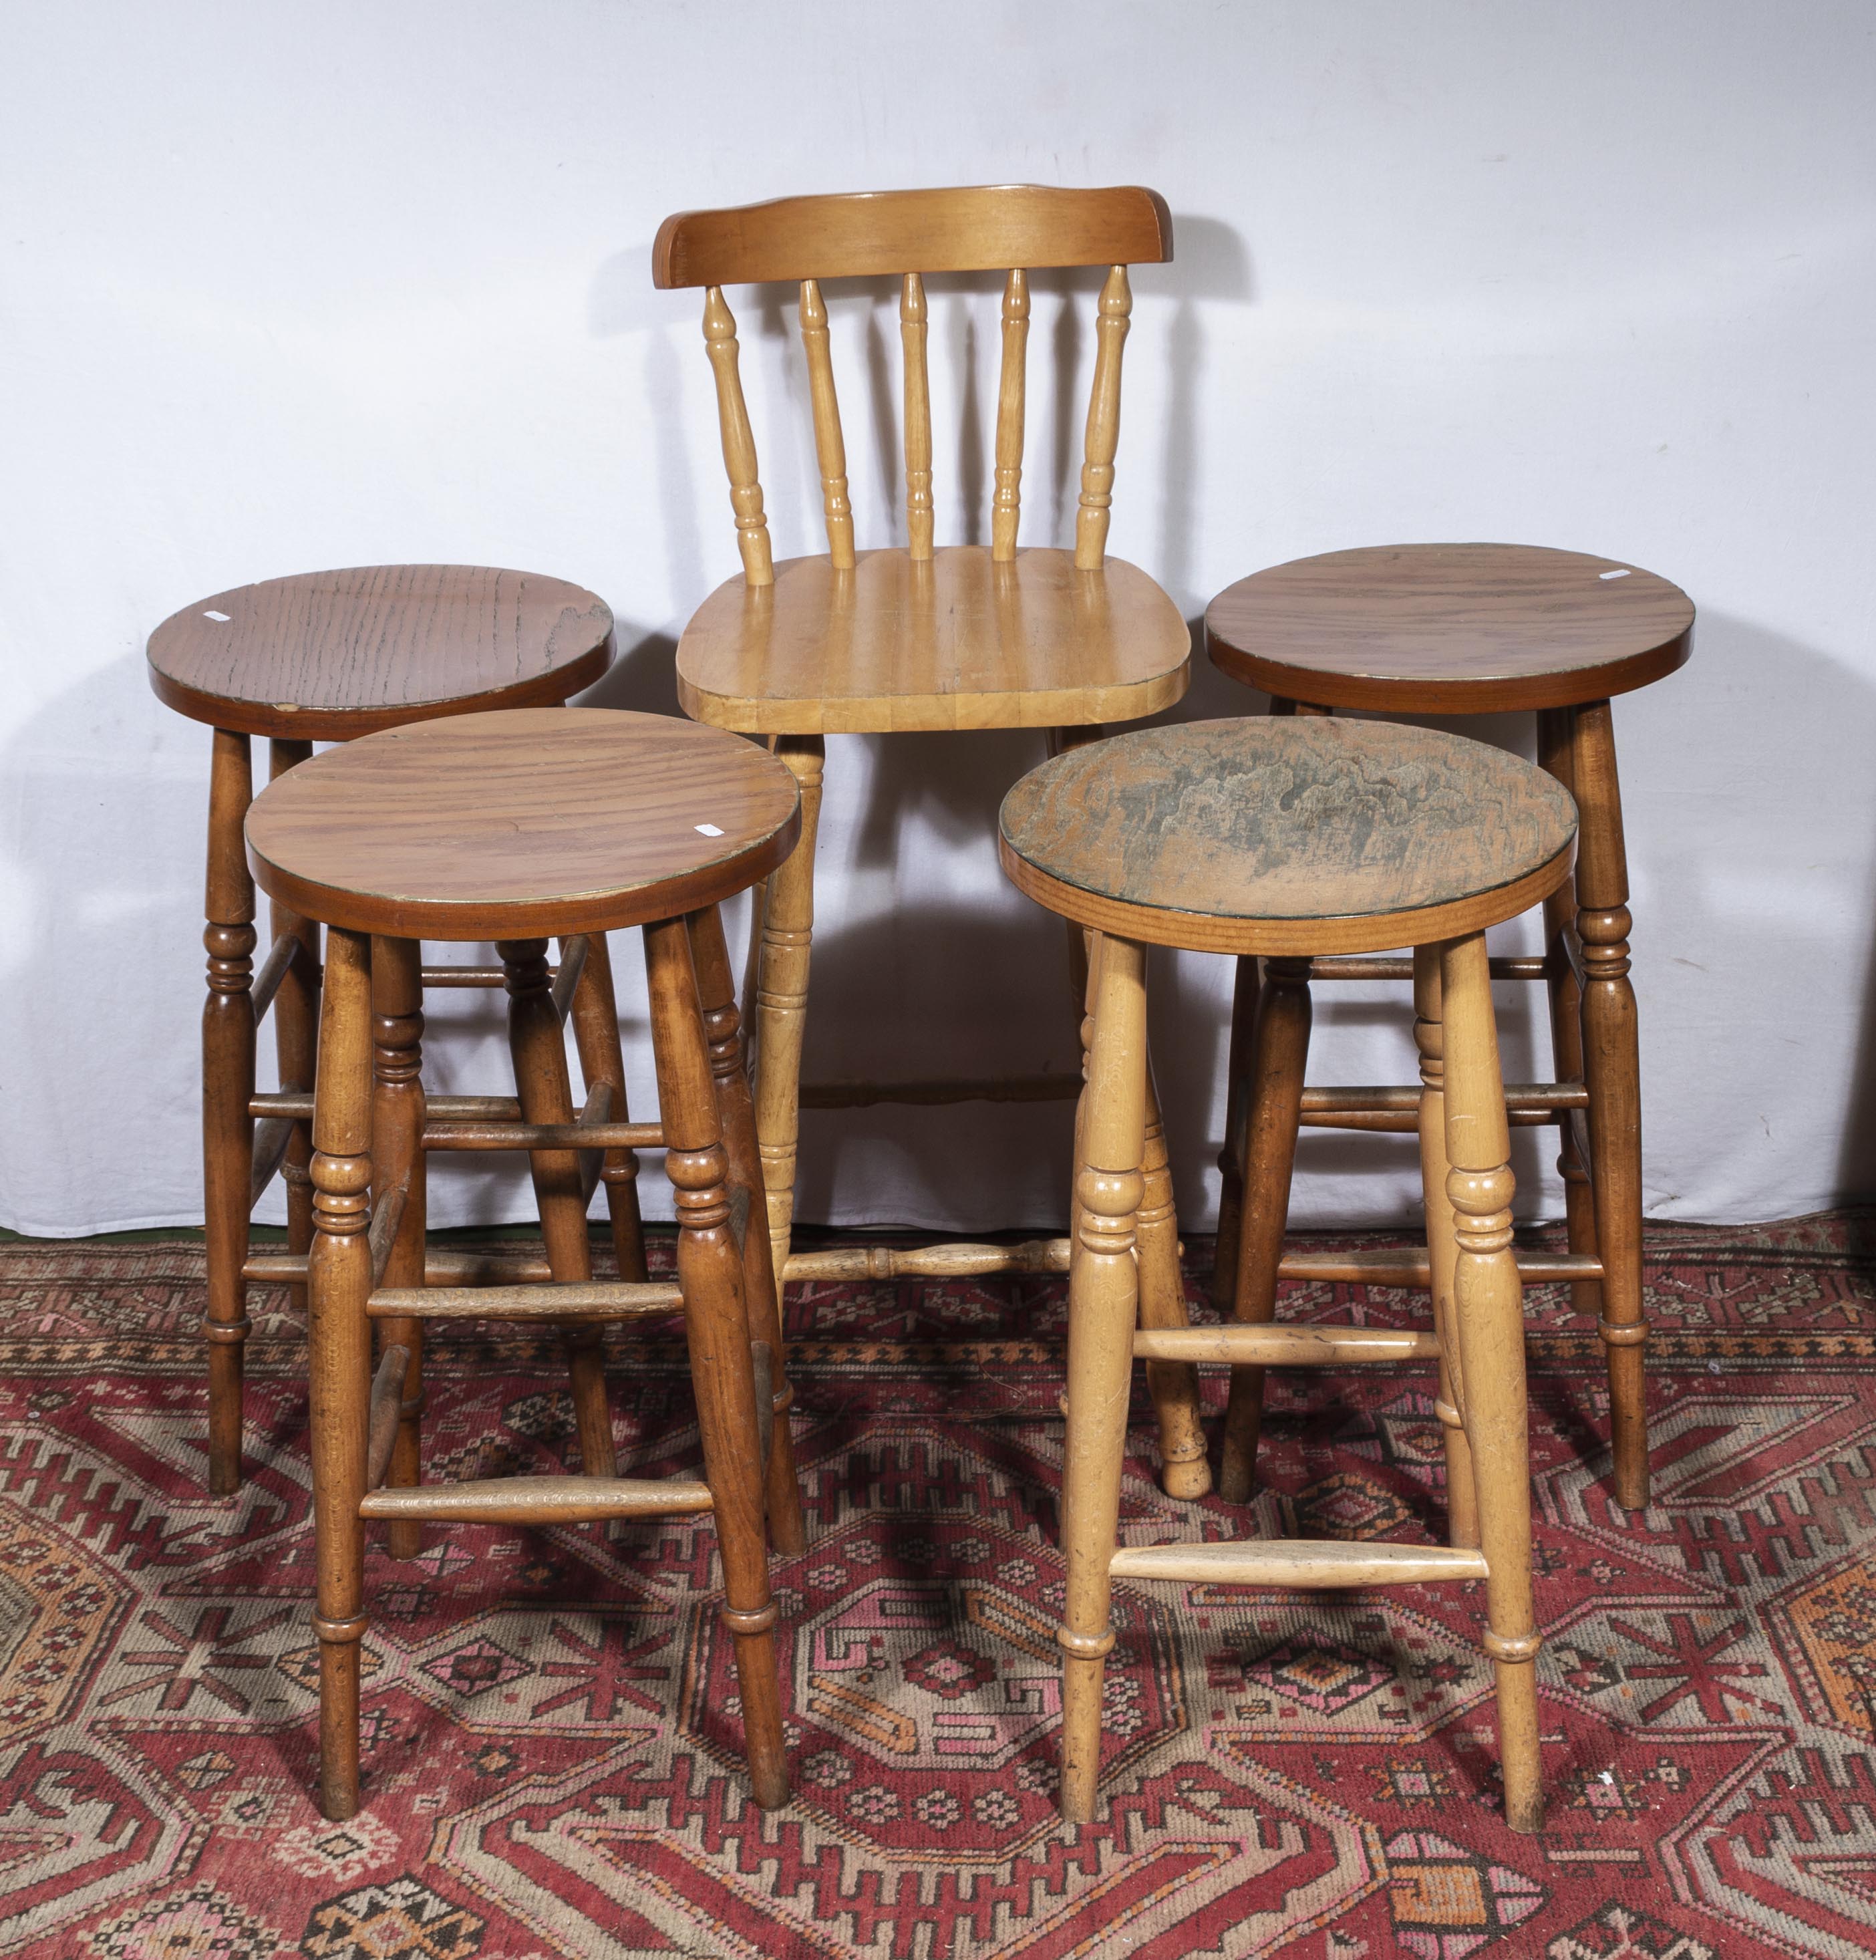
[1205,543,1693,714]
[148,565,615,739]
[245,708,800,938]
[998,718,1576,956]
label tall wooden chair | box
[1205,545,1693,1509]
[243,707,802,1819]
[653,187,1207,1497]
[148,565,647,1496]
[999,717,1579,1834]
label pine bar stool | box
[999,718,1579,1835]
[242,707,802,1819]
[148,565,640,1498]
[653,186,1209,1497]
[1206,545,1693,1510]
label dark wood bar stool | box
[147,565,635,1497]
[1206,544,1694,1510]
[999,717,1579,1835]
[242,706,802,1820]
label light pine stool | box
[653,186,1209,1500]
[243,708,802,1820]
[999,718,1579,1835]
[147,565,633,1497]
[1206,544,1693,1510]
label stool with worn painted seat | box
[147,564,643,1497]
[1205,544,1693,1510]
[999,716,1579,1834]
[242,706,802,1819]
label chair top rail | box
[653,184,1172,289]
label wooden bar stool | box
[147,565,637,1498]
[653,186,1208,1497]
[1206,545,1693,1510]
[242,706,802,1820]
[998,717,1579,1835]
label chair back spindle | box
[798,280,855,569]
[900,274,934,561]
[992,269,1030,562]
[1075,266,1131,571]
[701,287,774,587]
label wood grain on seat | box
[1205,544,1693,713]
[148,565,615,739]
[998,718,1577,956]
[676,547,1191,734]
[245,708,800,938]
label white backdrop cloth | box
[3,1,1873,1236]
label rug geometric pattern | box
[1,1213,1875,1955]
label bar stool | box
[147,565,629,1497]
[242,706,801,1820]
[1206,544,1693,1510]
[998,717,1579,1834]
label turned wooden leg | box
[269,738,319,1321]
[689,903,806,1556]
[202,728,257,1497]
[1537,710,1601,1322]
[308,927,373,1821]
[1414,946,1478,1551]
[1058,934,1148,1825]
[754,735,823,1291]
[563,931,650,1284]
[1211,955,1259,1316]
[500,939,615,1479]
[371,938,426,1562]
[646,914,789,1810]
[1047,728,1103,1020]
[1218,955,1311,1502]
[1441,932,1543,1834]
[1138,1056,1211,1500]
[1573,700,1648,1509]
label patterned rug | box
[4,1213,1876,1958]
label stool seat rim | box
[148,563,615,739]
[1206,542,1693,714]
[998,717,1577,956]
[245,707,800,938]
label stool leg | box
[1210,956,1260,1316]
[647,914,788,1810]
[1047,727,1102,1023]
[754,735,823,1292]
[1218,956,1311,1503]
[308,927,373,1820]
[202,728,257,1497]
[371,938,426,1561]
[1413,946,1478,1550]
[269,740,320,1323]
[1573,700,1648,1509]
[689,903,807,1556]
[563,931,651,1284]
[1440,932,1544,1834]
[500,939,615,1480]
[1059,934,1148,1825]
[1139,1057,1211,1500]
[1537,711,1601,1323]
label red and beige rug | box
[3,1214,1875,1957]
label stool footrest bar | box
[359,1475,713,1524]
[365,1281,685,1320]
[1307,955,1547,983]
[252,1093,524,1122]
[1133,1325,1441,1366]
[1276,1248,1603,1286]
[1109,1539,1489,1587]
[245,1249,558,1287]
[784,1237,1073,1282]
[423,1118,662,1152]
[800,1074,1084,1109]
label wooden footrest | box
[784,1238,1073,1282]
[1277,1248,1603,1286]
[1110,1539,1488,1587]
[245,1250,557,1286]
[366,1281,684,1320]
[1133,1325,1441,1366]
[359,1475,712,1524]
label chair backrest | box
[652,185,1173,585]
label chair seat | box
[997,718,1577,956]
[675,546,1191,734]
[244,708,800,938]
[147,565,615,739]
[1205,543,1693,714]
